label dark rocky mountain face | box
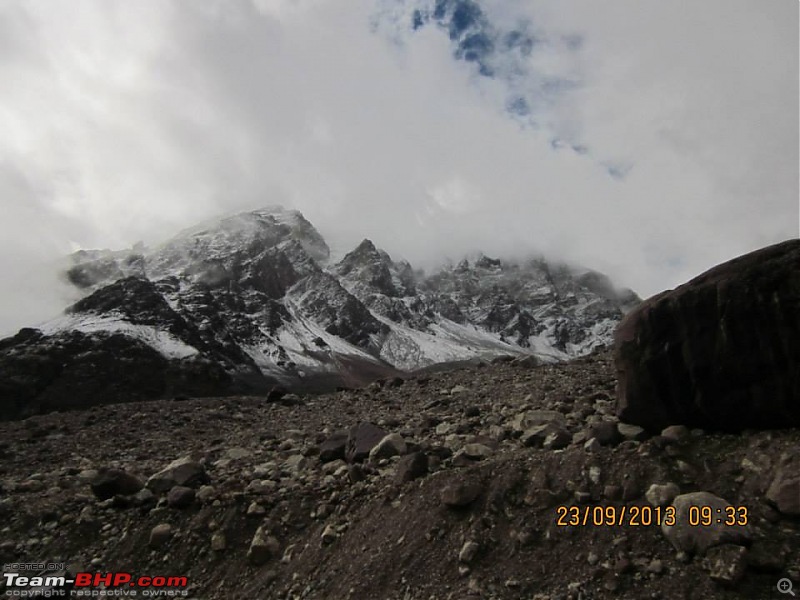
[0,207,638,419]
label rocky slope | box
[0,207,637,420]
[0,349,797,599]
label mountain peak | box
[2,208,638,420]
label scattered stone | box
[166,486,195,509]
[321,524,337,544]
[646,559,664,575]
[196,485,216,504]
[89,469,144,500]
[521,423,570,449]
[662,492,752,554]
[512,410,565,432]
[146,456,209,493]
[584,438,601,453]
[441,480,482,508]
[617,423,647,441]
[149,524,173,548]
[319,431,348,463]
[702,544,748,586]
[247,502,267,517]
[747,540,787,573]
[660,425,690,443]
[645,483,680,507]
[283,454,307,473]
[248,525,280,565]
[542,428,572,450]
[210,533,226,552]
[458,541,480,564]
[346,422,388,463]
[512,355,539,368]
[460,443,493,460]
[766,455,800,516]
[369,433,407,460]
[347,464,366,484]
[589,421,622,446]
[133,488,156,508]
[395,452,428,483]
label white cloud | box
[0,0,796,335]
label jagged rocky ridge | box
[0,207,638,419]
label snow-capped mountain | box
[0,207,638,419]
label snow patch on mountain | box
[40,313,200,360]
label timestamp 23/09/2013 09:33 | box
[555,504,749,528]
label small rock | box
[766,455,800,516]
[133,488,156,508]
[346,422,388,463]
[662,492,752,554]
[660,425,690,443]
[395,452,429,483]
[617,423,648,441]
[512,410,565,432]
[319,432,348,463]
[149,524,173,548]
[248,526,280,565]
[450,385,469,395]
[224,447,251,460]
[347,464,366,484]
[512,355,539,368]
[603,485,622,501]
[321,524,338,544]
[369,433,407,460]
[461,443,493,460]
[90,469,144,500]
[435,422,453,435]
[441,480,482,508]
[166,486,195,509]
[458,541,480,564]
[520,425,551,448]
[196,485,216,504]
[584,438,601,453]
[146,456,209,493]
[247,502,267,517]
[210,533,226,552]
[702,544,748,586]
[646,483,680,507]
[589,421,622,446]
[543,428,572,450]
[746,540,787,573]
[646,559,664,575]
[283,454,307,473]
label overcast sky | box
[0,0,798,336]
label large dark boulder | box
[615,240,800,432]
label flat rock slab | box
[615,239,800,432]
